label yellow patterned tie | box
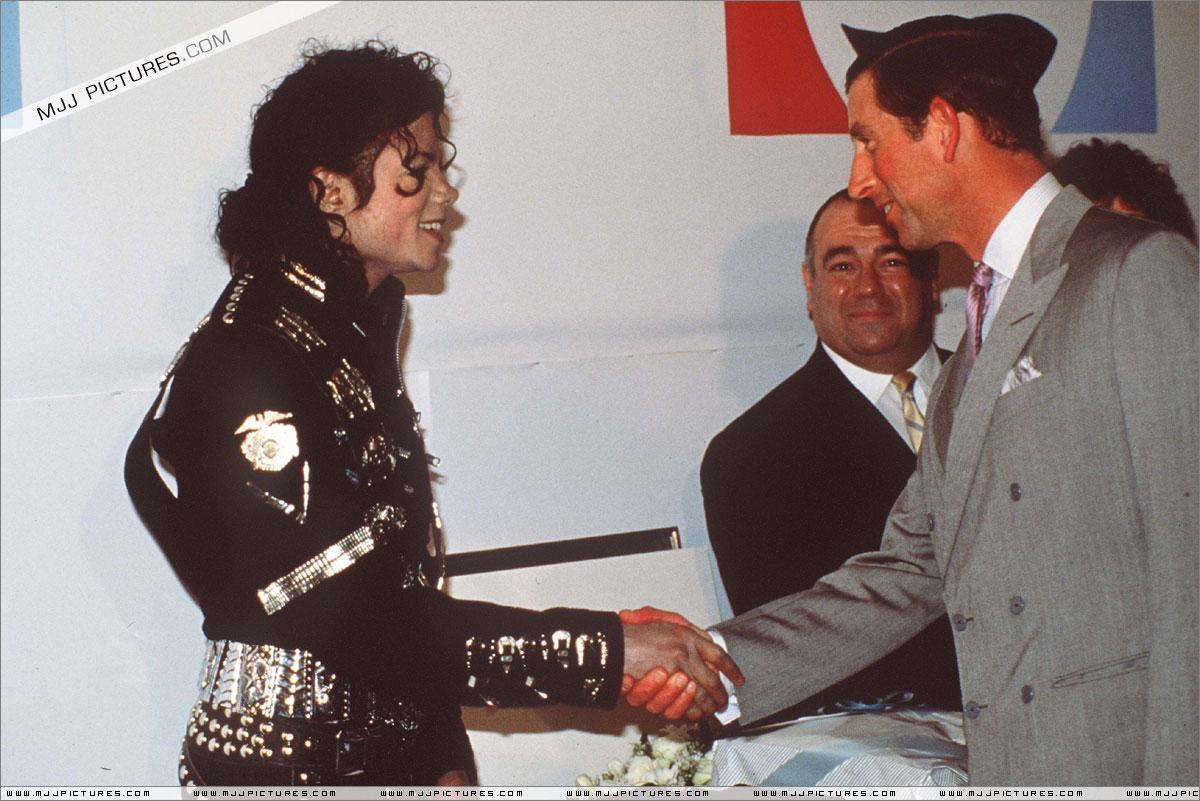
[891,371,924,452]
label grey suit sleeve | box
[712,462,945,724]
[1110,232,1199,784]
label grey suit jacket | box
[714,187,1199,785]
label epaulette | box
[217,261,326,343]
[213,261,383,431]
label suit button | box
[964,701,983,719]
[1021,684,1034,704]
[1010,483,1022,501]
[952,614,969,631]
[927,513,935,532]
[1008,596,1026,615]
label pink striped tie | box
[965,262,994,370]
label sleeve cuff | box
[708,628,742,725]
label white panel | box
[0,392,203,784]
[1153,1,1200,214]
[426,345,812,558]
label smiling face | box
[340,112,459,290]
[847,74,950,251]
[803,197,939,374]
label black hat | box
[843,14,1056,88]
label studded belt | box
[188,639,422,777]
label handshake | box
[618,606,744,722]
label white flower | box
[652,759,680,785]
[692,756,713,786]
[575,774,595,786]
[651,736,688,762]
[624,755,658,785]
[585,724,714,786]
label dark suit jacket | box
[701,343,961,717]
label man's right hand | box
[620,610,743,721]
[621,666,698,720]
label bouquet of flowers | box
[576,724,714,786]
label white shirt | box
[822,342,942,452]
[977,173,1062,344]
[712,174,1064,725]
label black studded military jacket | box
[127,259,622,764]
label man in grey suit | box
[624,13,1197,785]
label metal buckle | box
[334,728,369,776]
[335,723,392,776]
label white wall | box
[2,0,1196,786]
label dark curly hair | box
[215,41,456,293]
[1051,138,1197,244]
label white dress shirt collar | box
[821,341,941,411]
[980,172,1062,281]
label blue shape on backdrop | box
[1,0,21,118]
[1054,2,1156,133]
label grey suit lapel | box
[937,187,1092,569]
[930,341,968,470]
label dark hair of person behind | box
[215,41,455,293]
[1051,138,1198,244]
[803,189,937,281]
[846,29,1047,159]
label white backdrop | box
[1,0,1196,786]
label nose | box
[856,261,882,295]
[432,166,459,206]
[848,149,875,201]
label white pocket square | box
[1001,355,1043,395]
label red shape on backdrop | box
[725,1,848,135]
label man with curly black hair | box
[1052,138,1197,243]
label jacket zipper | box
[394,299,407,398]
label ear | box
[802,262,815,316]
[927,97,960,163]
[310,167,355,213]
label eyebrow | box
[821,244,857,263]
[848,122,872,140]
[820,243,907,263]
